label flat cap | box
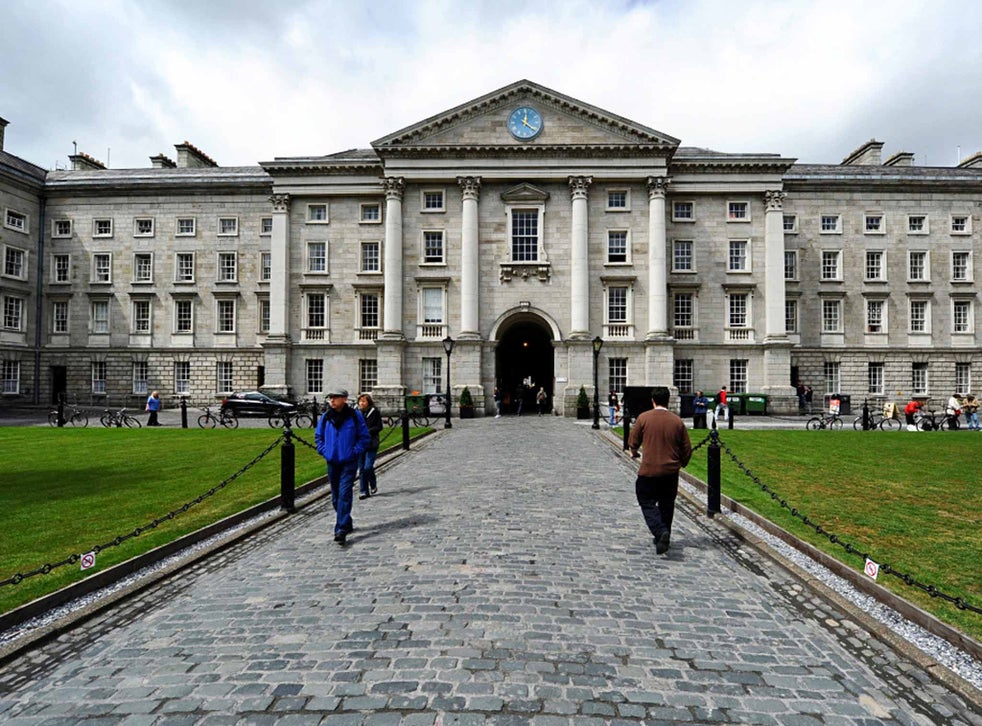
[326,387,349,398]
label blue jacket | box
[315,405,371,465]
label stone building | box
[1,81,980,416]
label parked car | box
[220,391,296,418]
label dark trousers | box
[147,410,159,426]
[693,412,707,429]
[635,473,679,538]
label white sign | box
[80,551,96,571]
[863,557,879,580]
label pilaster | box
[764,190,788,343]
[568,176,592,339]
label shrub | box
[576,385,589,409]
[459,386,474,407]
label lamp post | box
[443,335,454,429]
[591,335,603,430]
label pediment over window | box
[501,183,550,204]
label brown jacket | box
[629,407,693,477]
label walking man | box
[715,385,729,423]
[145,390,161,426]
[315,387,371,545]
[629,386,692,554]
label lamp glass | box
[592,336,604,354]
[443,336,455,355]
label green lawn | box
[0,425,424,615]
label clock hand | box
[522,118,536,129]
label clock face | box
[507,106,543,140]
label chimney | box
[883,151,915,167]
[0,117,7,152]
[150,153,177,168]
[69,152,107,170]
[957,152,982,169]
[841,139,884,166]
[174,141,217,168]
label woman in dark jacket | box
[357,393,383,499]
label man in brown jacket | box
[628,386,692,554]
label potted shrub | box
[576,385,591,419]
[459,386,475,418]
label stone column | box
[458,176,481,339]
[764,190,788,342]
[646,176,670,339]
[262,193,292,397]
[381,177,405,340]
[569,176,592,339]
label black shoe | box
[334,532,347,544]
[655,531,671,554]
[370,486,377,494]
[358,494,369,500]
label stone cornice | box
[377,143,675,159]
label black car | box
[220,391,295,417]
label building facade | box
[1,81,980,415]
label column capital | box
[383,176,406,200]
[568,175,593,200]
[765,190,787,211]
[457,175,482,201]
[646,176,671,199]
[270,193,291,213]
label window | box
[785,299,798,334]
[952,300,972,334]
[784,250,797,280]
[92,253,112,283]
[93,219,113,237]
[672,240,693,272]
[52,300,69,333]
[822,299,841,333]
[728,240,749,272]
[864,214,884,234]
[727,201,749,221]
[673,293,693,330]
[824,361,841,395]
[91,361,107,395]
[821,250,841,280]
[174,361,190,395]
[422,357,442,393]
[305,359,323,394]
[782,214,798,233]
[952,251,971,281]
[422,231,445,264]
[261,252,271,281]
[510,209,539,262]
[819,214,841,234]
[2,360,19,395]
[868,362,884,395]
[306,242,327,273]
[950,215,971,235]
[422,190,444,212]
[52,219,72,238]
[90,300,109,334]
[258,298,270,333]
[2,296,23,331]
[134,217,154,237]
[3,246,26,280]
[177,218,196,236]
[305,292,327,333]
[218,217,238,236]
[132,299,151,333]
[606,230,628,263]
[907,214,928,234]
[132,361,148,395]
[865,250,885,281]
[4,209,28,233]
[174,299,193,333]
[607,190,628,210]
[673,359,693,395]
[216,299,236,333]
[217,361,234,394]
[306,204,328,223]
[956,362,971,394]
[421,287,445,327]
[260,217,273,235]
[172,253,194,283]
[609,358,627,394]
[361,241,380,273]
[728,293,748,328]
[360,203,381,223]
[729,359,748,393]
[909,299,929,333]
[217,252,237,282]
[359,359,378,393]
[360,292,380,329]
[133,253,153,282]
[866,299,885,333]
[607,286,628,324]
[911,362,928,395]
[53,254,70,283]
[673,201,694,221]
[908,250,929,281]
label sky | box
[3,0,982,171]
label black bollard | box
[862,398,870,431]
[728,404,735,430]
[57,394,66,428]
[401,410,410,450]
[622,412,631,451]
[280,426,296,512]
[707,428,721,517]
[180,396,188,429]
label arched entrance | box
[494,316,554,414]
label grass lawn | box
[681,429,982,643]
[0,425,425,616]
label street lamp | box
[591,335,603,429]
[443,335,455,429]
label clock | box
[507,106,543,140]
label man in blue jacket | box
[315,387,371,544]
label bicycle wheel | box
[916,418,934,431]
[829,416,843,430]
[123,415,142,429]
[100,412,114,428]
[851,416,864,431]
[198,413,217,429]
[293,412,314,428]
[222,413,239,429]
[879,417,901,432]
[71,411,89,427]
[806,417,824,430]
[269,413,285,428]
[48,411,59,426]
[940,417,957,431]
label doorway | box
[50,366,67,404]
[494,317,554,414]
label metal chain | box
[690,431,713,453]
[714,434,982,615]
[0,435,286,588]
[291,430,319,453]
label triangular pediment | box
[500,183,550,203]
[371,80,680,155]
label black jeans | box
[635,472,679,538]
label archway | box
[494,316,554,414]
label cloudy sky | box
[3,0,981,170]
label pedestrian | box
[629,386,692,554]
[515,385,524,416]
[145,390,161,426]
[315,387,371,545]
[962,393,980,430]
[692,390,709,429]
[715,385,729,423]
[356,393,383,499]
[795,381,807,413]
[946,392,963,429]
[904,398,923,431]
[494,385,503,418]
[608,390,619,426]
[536,387,548,416]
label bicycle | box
[198,405,239,429]
[915,409,960,431]
[100,407,142,428]
[268,409,313,429]
[851,411,902,431]
[806,411,843,430]
[48,396,89,427]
